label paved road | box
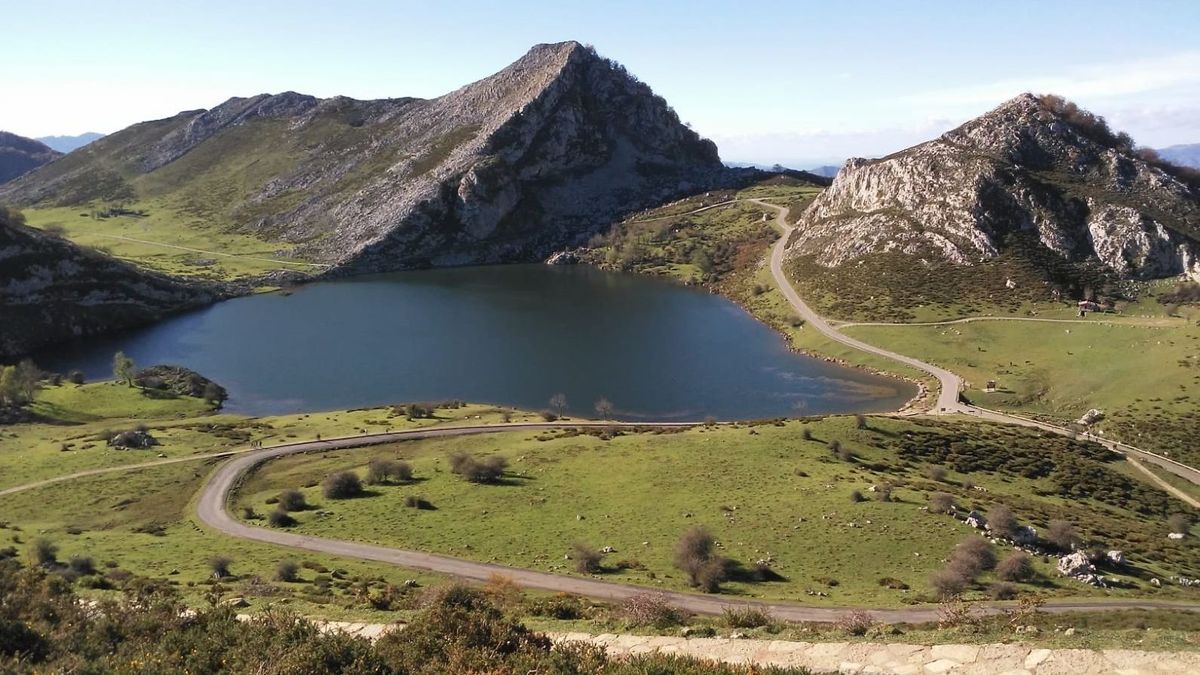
[755,198,1200,506]
[194,422,1199,622]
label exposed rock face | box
[0,132,60,184]
[2,42,728,274]
[0,206,221,359]
[791,94,1200,281]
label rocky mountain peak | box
[793,94,1200,282]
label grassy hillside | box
[231,417,1198,607]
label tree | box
[0,366,17,406]
[1046,519,1079,550]
[594,397,614,420]
[113,351,136,387]
[13,360,40,402]
[549,393,568,417]
[366,458,413,485]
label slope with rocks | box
[0,206,221,359]
[2,42,729,274]
[790,94,1200,290]
[0,132,61,184]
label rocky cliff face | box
[0,206,220,359]
[0,132,60,184]
[2,42,728,274]
[791,94,1200,281]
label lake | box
[41,265,916,420]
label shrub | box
[952,537,996,574]
[722,606,772,628]
[277,489,307,512]
[930,566,971,599]
[404,495,433,510]
[926,465,948,482]
[990,582,1019,600]
[850,489,866,503]
[829,439,842,455]
[987,504,1018,540]
[878,577,910,590]
[1168,513,1192,535]
[837,446,855,462]
[366,458,413,485]
[854,414,868,430]
[527,593,585,620]
[275,559,300,582]
[928,492,955,514]
[801,428,813,441]
[835,610,875,636]
[268,509,297,527]
[322,471,363,499]
[1046,519,1079,550]
[996,552,1035,582]
[571,543,603,574]
[673,526,728,591]
[539,410,558,422]
[209,556,233,578]
[448,453,508,484]
[67,370,85,385]
[30,538,57,567]
[621,593,687,628]
[67,555,95,576]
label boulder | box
[108,429,159,449]
[1106,550,1126,565]
[1076,409,1105,426]
[1057,551,1096,578]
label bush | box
[878,577,910,590]
[67,555,95,576]
[209,556,233,578]
[539,410,558,422]
[366,458,413,485]
[952,537,996,574]
[930,566,971,599]
[448,452,508,484]
[849,489,866,503]
[990,582,1019,600]
[801,428,813,441]
[621,593,687,628]
[996,552,1035,582]
[322,471,363,499]
[268,509,297,527]
[722,606,772,628]
[571,543,603,574]
[673,526,728,592]
[926,465,948,482]
[837,446,855,462]
[835,610,875,636]
[527,593,585,620]
[277,489,307,512]
[67,370,85,385]
[29,538,57,567]
[275,559,300,582]
[404,495,433,510]
[928,492,955,514]
[1047,519,1079,550]
[854,414,868,430]
[987,504,1018,540]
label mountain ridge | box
[0,132,61,185]
[2,42,732,275]
[790,93,1200,283]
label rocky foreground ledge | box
[295,619,1198,674]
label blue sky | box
[4,0,1198,166]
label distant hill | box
[0,132,60,184]
[0,205,220,358]
[808,164,842,178]
[1158,143,1200,169]
[2,42,731,275]
[36,132,105,153]
[785,94,1200,321]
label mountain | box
[36,132,105,153]
[808,164,842,178]
[0,132,60,184]
[1,42,728,274]
[791,94,1200,282]
[1158,143,1200,170]
[0,205,220,359]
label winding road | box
[191,422,1199,622]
